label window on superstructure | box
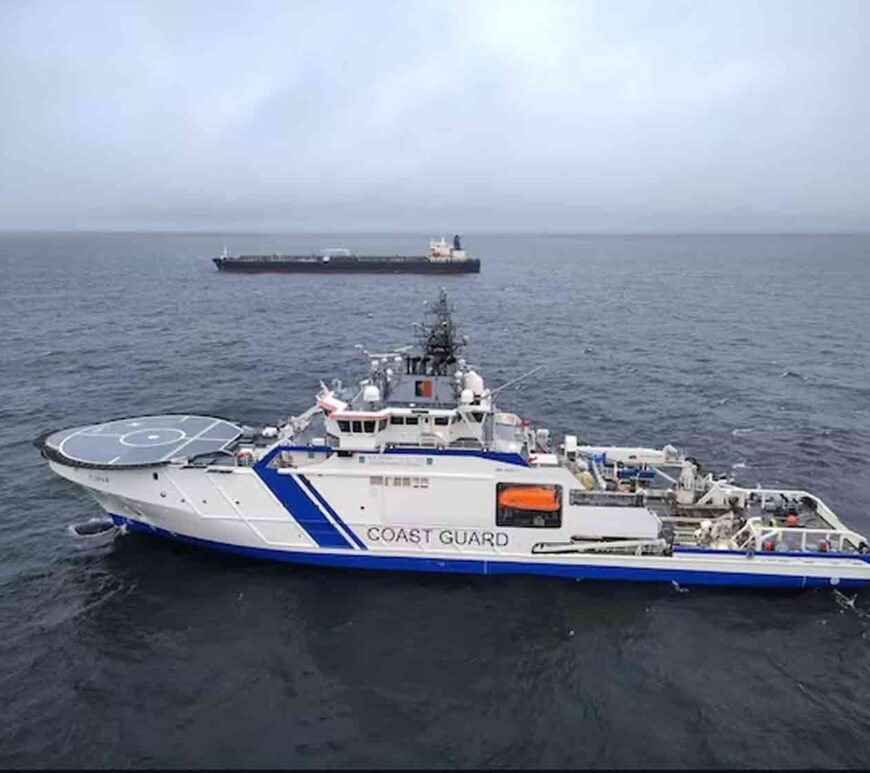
[378,419,387,431]
[434,417,449,426]
[338,420,350,432]
[363,421,375,433]
[405,417,419,425]
[352,421,362,433]
[378,475,429,488]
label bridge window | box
[363,421,375,433]
[338,420,350,432]
[496,483,562,528]
[434,417,449,426]
[390,416,404,425]
[405,417,419,426]
[352,421,362,433]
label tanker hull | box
[213,257,481,274]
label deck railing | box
[732,518,866,554]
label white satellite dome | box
[464,370,485,395]
[362,384,381,403]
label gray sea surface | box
[1,232,870,767]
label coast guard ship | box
[38,291,870,588]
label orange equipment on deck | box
[498,486,560,512]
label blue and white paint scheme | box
[38,290,870,589]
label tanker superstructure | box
[37,290,870,589]
[213,235,481,274]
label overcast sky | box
[1,0,868,232]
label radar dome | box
[465,370,484,395]
[363,385,381,403]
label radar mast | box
[417,288,466,376]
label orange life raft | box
[498,486,560,512]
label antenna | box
[489,365,546,398]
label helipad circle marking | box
[48,415,243,466]
[119,428,186,448]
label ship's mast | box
[417,288,466,376]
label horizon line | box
[1,228,869,238]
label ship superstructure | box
[38,290,870,588]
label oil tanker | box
[213,235,480,274]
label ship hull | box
[48,456,870,590]
[213,257,481,274]
[109,514,870,589]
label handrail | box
[732,518,864,553]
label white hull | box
[50,453,870,589]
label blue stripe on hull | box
[252,465,352,549]
[298,474,367,550]
[254,445,530,468]
[380,447,529,466]
[109,516,870,589]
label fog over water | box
[1,0,869,233]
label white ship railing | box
[732,517,866,554]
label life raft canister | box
[498,486,560,512]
